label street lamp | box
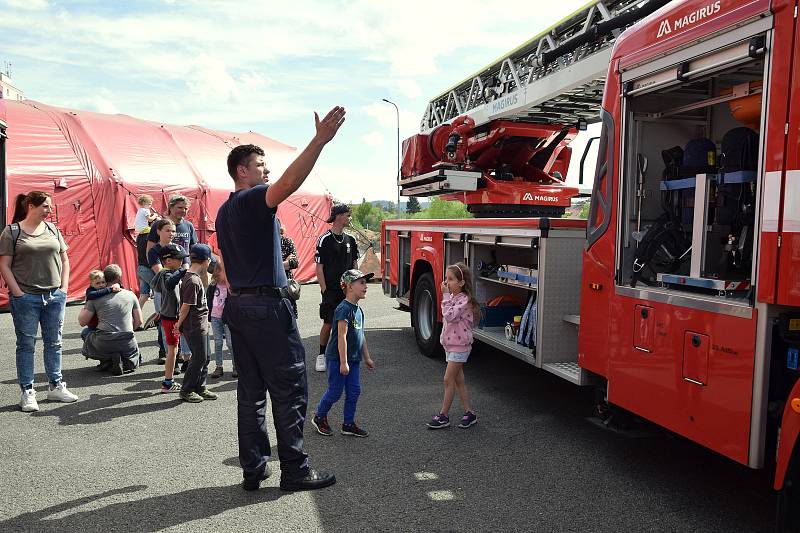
[382,98,401,218]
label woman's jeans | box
[316,360,361,424]
[9,289,67,390]
[210,317,234,366]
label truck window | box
[618,37,766,303]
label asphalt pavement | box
[0,286,776,532]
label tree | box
[413,197,471,219]
[353,199,373,228]
[406,196,421,214]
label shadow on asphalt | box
[29,391,180,426]
[0,483,285,532]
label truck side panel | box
[608,299,757,465]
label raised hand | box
[314,106,346,145]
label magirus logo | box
[657,1,721,39]
[523,193,558,203]
[657,19,672,38]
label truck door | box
[608,13,776,466]
[777,2,800,306]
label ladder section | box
[420,0,671,132]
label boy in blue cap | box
[312,269,376,438]
[174,243,216,403]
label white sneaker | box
[315,354,327,372]
[47,382,78,403]
[20,389,39,412]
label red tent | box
[0,99,331,305]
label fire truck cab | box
[382,0,800,526]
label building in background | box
[0,71,24,101]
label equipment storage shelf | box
[478,275,537,291]
[472,327,534,363]
[468,225,586,383]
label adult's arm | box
[0,256,24,297]
[132,301,143,330]
[265,107,346,209]
[146,221,159,254]
[316,263,326,293]
[59,252,70,293]
[78,307,94,327]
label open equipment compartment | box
[618,34,766,301]
[467,225,587,383]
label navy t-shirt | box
[216,184,286,289]
[324,300,365,363]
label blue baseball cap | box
[190,243,213,261]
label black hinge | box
[539,217,551,238]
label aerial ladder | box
[399,0,671,217]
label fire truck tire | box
[411,272,443,358]
[776,444,800,532]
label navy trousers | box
[224,293,309,483]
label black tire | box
[411,272,443,358]
[777,446,800,532]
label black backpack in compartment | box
[720,127,758,173]
[716,127,758,226]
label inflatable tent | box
[0,99,331,306]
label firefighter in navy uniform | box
[215,106,345,492]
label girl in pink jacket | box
[427,262,479,430]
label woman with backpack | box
[0,191,78,412]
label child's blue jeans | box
[210,316,234,366]
[315,360,361,424]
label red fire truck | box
[381,0,800,527]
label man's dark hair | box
[103,264,123,285]
[227,144,265,178]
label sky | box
[0,0,599,204]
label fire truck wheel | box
[411,272,443,358]
[776,445,800,532]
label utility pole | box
[382,98,401,218]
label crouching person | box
[80,264,143,375]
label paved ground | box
[0,287,777,532]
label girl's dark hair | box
[12,191,50,223]
[447,262,480,317]
[154,218,175,233]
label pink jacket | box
[439,292,474,353]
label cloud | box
[1,0,48,9]
[362,102,420,137]
[185,54,240,104]
[395,79,423,99]
[360,131,384,147]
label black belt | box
[230,286,289,298]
